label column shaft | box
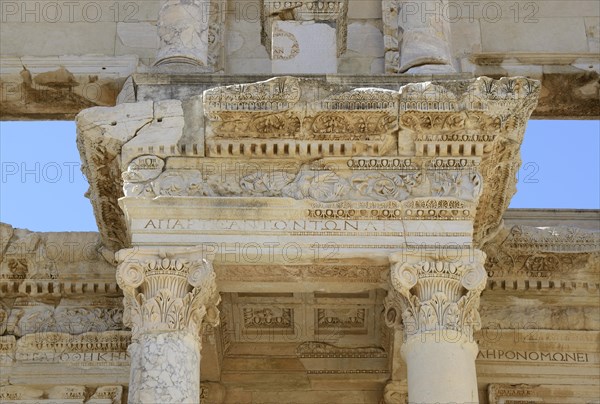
[402,332,478,403]
[128,332,200,403]
[397,0,455,73]
[155,0,210,67]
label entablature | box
[77,76,540,255]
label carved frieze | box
[78,76,540,254]
[296,341,387,358]
[384,249,487,339]
[484,225,600,279]
[316,308,368,334]
[116,247,220,340]
[123,157,482,210]
[223,291,385,345]
[242,306,294,330]
[488,383,542,404]
[7,305,123,337]
[203,77,398,157]
[2,331,130,367]
[0,385,123,404]
[216,264,388,284]
[0,227,112,281]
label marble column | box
[397,0,455,73]
[384,248,487,403]
[155,0,211,67]
[116,247,220,404]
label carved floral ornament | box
[384,250,487,338]
[123,156,483,205]
[484,225,600,278]
[0,385,123,404]
[115,247,220,340]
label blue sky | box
[0,120,598,232]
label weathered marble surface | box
[155,0,210,68]
[271,21,338,74]
[128,331,200,404]
[395,0,456,73]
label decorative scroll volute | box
[384,249,487,339]
[116,247,220,340]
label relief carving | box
[0,385,122,404]
[316,308,366,330]
[488,383,542,404]
[8,306,123,337]
[123,158,482,207]
[296,341,387,358]
[382,380,408,404]
[216,264,387,283]
[116,247,220,340]
[384,250,487,339]
[203,77,398,157]
[484,225,600,279]
[79,76,541,265]
[242,307,293,329]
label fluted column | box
[155,0,211,68]
[116,247,220,404]
[384,248,487,403]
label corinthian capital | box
[384,248,487,339]
[116,247,220,340]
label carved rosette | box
[384,249,487,340]
[116,247,220,340]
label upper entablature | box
[1,0,597,119]
[76,76,539,252]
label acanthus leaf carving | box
[116,247,220,340]
[385,250,487,339]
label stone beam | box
[4,71,596,120]
[131,73,595,120]
[0,57,137,120]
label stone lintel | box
[129,73,594,119]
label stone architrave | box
[384,249,487,403]
[116,246,220,403]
